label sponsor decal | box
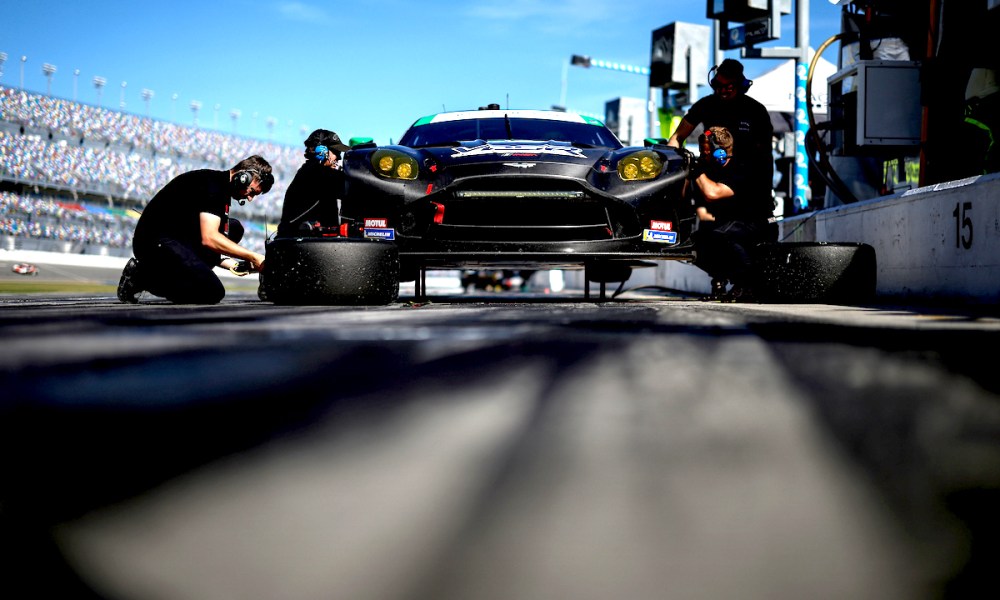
[649,220,673,231]
[452,143,586,159]
[364,228,396,240]
[364,218,388,228]
[503,162,537,169]
[642,229,678,244]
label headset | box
[232,168,273,204]
[233,169,257,189]
[708,64,753,93]
[702,129,729,165]
[313,144,329,163]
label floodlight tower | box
[20,55,26,89]
[190,100,202,126]
[0,52,8,82]
[42,63,56,95]
[119,81,127,109]
[213,103,221,129]
[230,108,241,133]
[141,88,154,116]
[93,76,107,107]
[171,93,179,122]
[265,116,276,140]
[73,69,80,100]
[568,54,656,136]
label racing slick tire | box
[752,242,876,304]
[261,237,400,305]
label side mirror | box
[349,137,376,149]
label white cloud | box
[463,0,614,27]
[276,2,332,23]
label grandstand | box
[0,84,301,257]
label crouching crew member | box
[117,155,274,304]
[690,126,777,302]
[277,128,350,236]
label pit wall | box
[566,172,1000,305]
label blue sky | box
[2,0,844,147]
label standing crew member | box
[116,155,274,304]
[667,58,774,184]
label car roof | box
[411,109,606,128]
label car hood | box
[415,141,609,176]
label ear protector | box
[313,144,329,162]
[708,65,752,93]
[234,169,256,188]
[703,129,729,165]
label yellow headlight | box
[372,150,418,180]
[617,150,663,181]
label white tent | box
[746,49,838,124]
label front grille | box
[430,191,613,241]
[454,190,585,200]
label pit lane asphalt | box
[2,288,999,600]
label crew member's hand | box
[249,252,265,272]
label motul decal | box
[649,220,672,231]
[364,218,388,228]
[452,143,585,159]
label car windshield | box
[398,117,623,149]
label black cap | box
[305,128,350,153]
[717,58,745,80]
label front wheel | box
[752,242,876,304]
[261,237,399,305]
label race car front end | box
[340,139,696,269]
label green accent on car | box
[412,115,436,127]
[581,115,605,126]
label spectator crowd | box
[0,84,299,254]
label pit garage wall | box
[567,173,1000,304]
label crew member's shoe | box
[117,257,143,304]
[700,277,728,301]
[721,284,757,304]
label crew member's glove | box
[228,260,258,276]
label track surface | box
[2,287,999,600]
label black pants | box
[134,219,243,304]
[693,219,776,287]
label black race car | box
[262,106,698,304]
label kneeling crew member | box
[117,155,274,304]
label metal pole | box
[649,86,658,138]
[559,60,568,109]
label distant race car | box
[11,263,39,276]
[262,105,698,304]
